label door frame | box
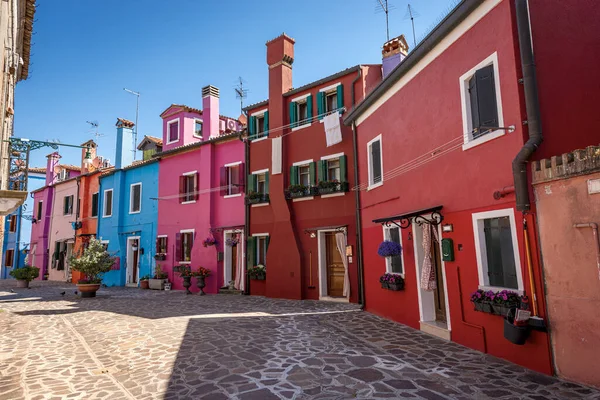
[411,219,452,331]
[223,230,244,291]
[65,241,74,282]
[317,228,349,302]
[126,236,140,286]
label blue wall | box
[98,160,158,286]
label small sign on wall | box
[588,178,600,195]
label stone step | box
[218,288,243,295]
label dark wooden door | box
[326,234,345,297]
[231,244,237,282]
[431,235,446,322]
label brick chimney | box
[382,34,409,78]
[115,118,135,169]
[80,140,97,174]
[267,33,295,132]
[202,85,220,139]
[45,152,61,185]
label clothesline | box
[255,107,347,140]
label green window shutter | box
[289,102,297,128]
[248,116,256,138]
[266,236,270,251]
[317,92,324,120]
[247,237,256,267]
[337,84,344,110]
[290,166,298,186]
[317,160,327,183]
[263,111,269,136]
[307,95,313,121]
[265,172,270,194]
[309,162,316,186]
[339,155,347,182]
[247,174,255,193]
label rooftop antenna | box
[234,77,249,114]
[86,120,105,142]
[374,0,395,41]
[123,88,140,160]
[404,4,420,48]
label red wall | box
[354,1,552,374]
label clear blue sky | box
[15,0,457,169]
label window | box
[327,159,340,181]
[325,91,338,113]
[460,53,504,149]
[221,163,244,197]
[103,189,113,217]
[59,169,69,181]
[156,236,168,254]
[298,165,310,187]
[91,193,99,218]
[179,172,198,203]
[130,183,142,213]
[194,119,203,138]
[256,173,267,194]
[167,120,179,143]
[248,111,269,140]
[290,161,315,190]
[256,115,265,135]
[8,215,17,232]
[472,209,523,291]
[63,195,74,215]
[4,249,14,267]
[36,201,43,221]
[178,231,194,263]
[317,84,343,118]
[383,226,404,275]
[367,135,383,188]
[256,236,269,266]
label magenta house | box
[156,85,244,293]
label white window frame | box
[181,171,197,204]
[129,183,142,214]
[156,235,168,255]
[36,200,43,220]
[252,169,269,198]
[91,192,99,218]
[224,161,243,198]
[193,118,203,139]
[382,225,405,277]
[472,208,524,293]
[179,228,195,264]
[166,118,180,145]
[295,98,311,130]
[367,134,383,190]
[103,189,113,218]
[250,109,268,142]
[459,52,505,151]
[252,233,269,266]
[63,195,74,216]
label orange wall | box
[73,172,100,283]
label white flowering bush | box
[68,238,116,284]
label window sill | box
[367,182,383,191]
[386,272,405,279]
[462,129,505,151]
[166,139,180,145]
[224,194,242,199]
[292,196,314,202]
[179,261,191,265]
[478,285,524,296]
[129,211,141,214]
[321,192,345,199]
[102,215,112,218]
[292,123,311,132]
[193,135,203,140]
[251,203,269,208]
[251,136,268,143]
[181,200,196,205]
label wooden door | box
[431,235,446,322]
[326,234,345,297]
[231,244,238,283]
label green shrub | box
[9,266,39,281]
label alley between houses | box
[0,281,598,400]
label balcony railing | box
[245,193,270,205]
[316,181,349,195]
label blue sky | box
[15,0,457,169]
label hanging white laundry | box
[324,111,342,147]
[271,136,282,175]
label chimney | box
[45,152,61,185]
[382,34,409,78]
[267,33,295,134]
[115,118,135,169]
[202,85,220,139]
[80,140,97,174]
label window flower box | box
[471,289,524,316]
[284,185,316,200]
[248,265,266,280]
[317,181,349,195]
[154,253,166,261]
[246,193,269,205]
[379,273,405,291]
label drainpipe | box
[352,121,366,308]
[573,223,600,280]
[512,0,543,212]
[243,133,250,295]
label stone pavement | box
[0,281,598,400]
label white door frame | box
[65,241,74,282]
[411,218,452,331]
[126,236,140,285]
[317,229,349,302]
[223,230,244,291]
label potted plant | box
[149,264,169,290]
[246,191,269,205]
[248,265,266,280]
[379,274,389,289]
[225,237,239,247]
[470,289,494,313]
[202,237,217,247]
[286,184,312,199]
[318,180,347,195]
[492,290,522,317]
[377,241,402,258]
[178,266,193,294]
[140,275,151,289]
[154,253,166,261]
[68,238,115,298]
[9,265,39,288]
[193,266,211,295]
[379,272,405,291]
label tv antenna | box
[123,88,140,160]
[374,0,395,41]
[404,4,420,48]
[234,77,249,113]
[86,120,105,142]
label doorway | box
[65,242,74,282]
[126,237,140,286]
[317,230,348,301]
[223,230,244,290]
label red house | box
[344,0,599,375]
[244,34,382,301]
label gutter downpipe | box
[243,132,250,295]
[512,0,543,212]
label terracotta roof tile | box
[59,164,81,171]
[156,131,242,158]
[116,118,135,128]
[28,167,46,174]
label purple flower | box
[378,241,402,257]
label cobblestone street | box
[0,281,598,400]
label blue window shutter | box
[248,116,256,138]
[307,95,313,121]
[337,84,344,110]
[263,111,269,136]
[317,92,324,120]
[339,155,347,182]
[289,102,296,128]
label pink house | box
[156,85,245,293]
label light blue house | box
[97,119,159,286]
[1,169,46,279]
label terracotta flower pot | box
[16,280,29,288]
[77,283,101,298]
[140,280,149,289]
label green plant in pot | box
[140,275,151,289]
[9,265,39,288]
[149,264,169,290]
[68,237,116,298]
